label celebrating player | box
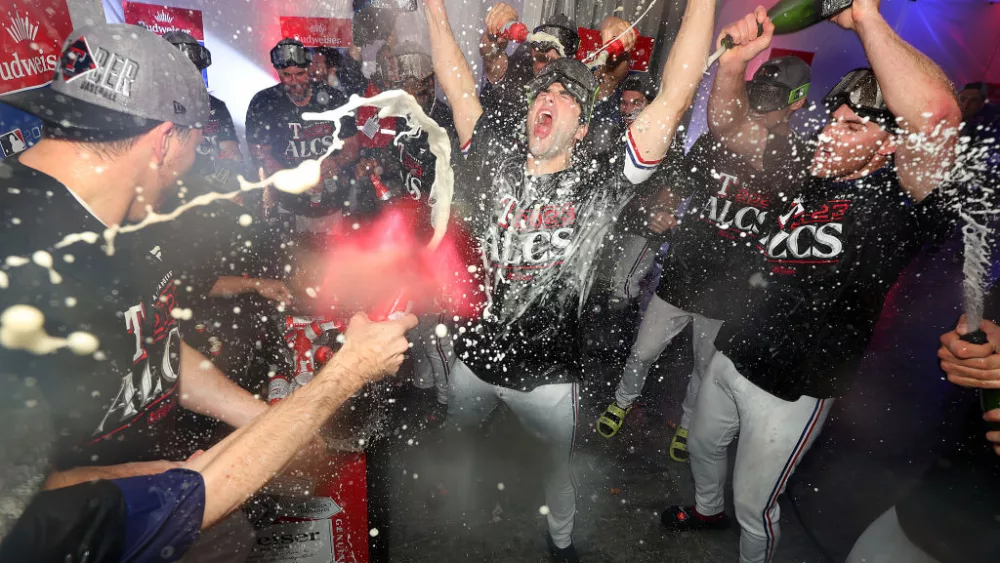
[425,0,717,559]
[659,3,962,563]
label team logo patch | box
[0,129,27,158]
[60,36,98,82]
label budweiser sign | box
[124,2,204,40]
[279,16,352,48]
[0,2,72,95]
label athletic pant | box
[846,507,939,563]
[411,314,453,404]
[447,360,578,548]
[616,295,722,429]
[689,352,833,563]
[608,233,657,304]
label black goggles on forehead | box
[823,69,897,129]
[747,80,810,114]
[271,43,312,69]
[176,42,211,71]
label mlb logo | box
[0,129,27,158]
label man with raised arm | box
[659,2,962,562]
[425,0,716,559]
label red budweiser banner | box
[124,2,204,40]
[0,0,73,95]
[280,16,353,48]
[576,28,655,73]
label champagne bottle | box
[708,0,853,67]
[961,330,1000,431]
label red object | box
[0,0,73,96]
[575,28,654,72]
[769,48,815,66]
[370,288,414,321]
[501,21,529,42]
[123,2,204,40]
[371,173,391,201]
[314,345,335,367]
[356,82,396,149]
[605,39,625,58]
[279,15,353,48]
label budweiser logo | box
[154,10,174,24]
[309,23,326,33]
[5,11,38,43]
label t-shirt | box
[0,158,185,470]
[716,167,953,401]
[453,119,658,390]
[656,131,809,321]
[176,95,243,201]
[393,103,456,205]
[245,83,359,217]
[199,95,238,161]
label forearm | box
[708,61,751,138]
[42,462,173,491]
[480,32,509,84]
[631,0,716,161]
[209,276,252,297]
[855,13,956,131]
[184,356,367,528]
[178,341,267,429]
[425,0,482,143]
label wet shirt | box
[393,103,456,205]
[716,167,952,401]
[453,120,658,390]
[199,95,238,160]
[183,95,242,197]
[657,132,809,321]
[0,158,184,470]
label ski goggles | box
[747,79,810,114]
[529,24,580,58]
[175,41,212,71]
[270,43,312,69]
[824,68,897,130]
[526,58,598,124]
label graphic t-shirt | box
[0,158,184,470]
[245,84,358,216]
[716,167,953,401]
[453,120,658,390]
[657,131,809,321]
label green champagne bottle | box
[963,330,1000,431]
[709,0,853,65]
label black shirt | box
[0,158,184,470]
[453,118,657,390]
[716,167,952,401]
[245,84,358,216]
[176,95,243,201]
[657,132,809,321]
[393,102,456,205]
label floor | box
[369,234,970,563]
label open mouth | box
[533,109,554,140]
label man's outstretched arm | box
[425,0,483,146]
[832,0,960,200]
[707,7,777,158]
[629,0,717,164]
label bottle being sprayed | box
[706,0,854,68]
[368,170,414,321]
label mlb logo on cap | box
[0,128,27,157]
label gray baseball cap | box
[1,23,209,135]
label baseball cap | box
[622,73,657,102]
[746,56,811,114]
[270,38,312,69]
[0,24,209,136]
[163,30,211,71]
[824,68,897,130]
[531,13,580,58]
[526,57,598,124]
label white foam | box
[0,305,99,356]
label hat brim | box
[2,86,161,134]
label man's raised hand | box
[718,6,773,66]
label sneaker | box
[546,534,581,563]
[661,505,731,531]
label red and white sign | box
[124,2,204,40]
[0,0,73,95]
[280,16,353,48]
[576,28,655,72]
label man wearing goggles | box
[426,0,717,559]
[246,38,360,237]
[478,4,636,137]
[162,31,243,198]
[657,3,961,563]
